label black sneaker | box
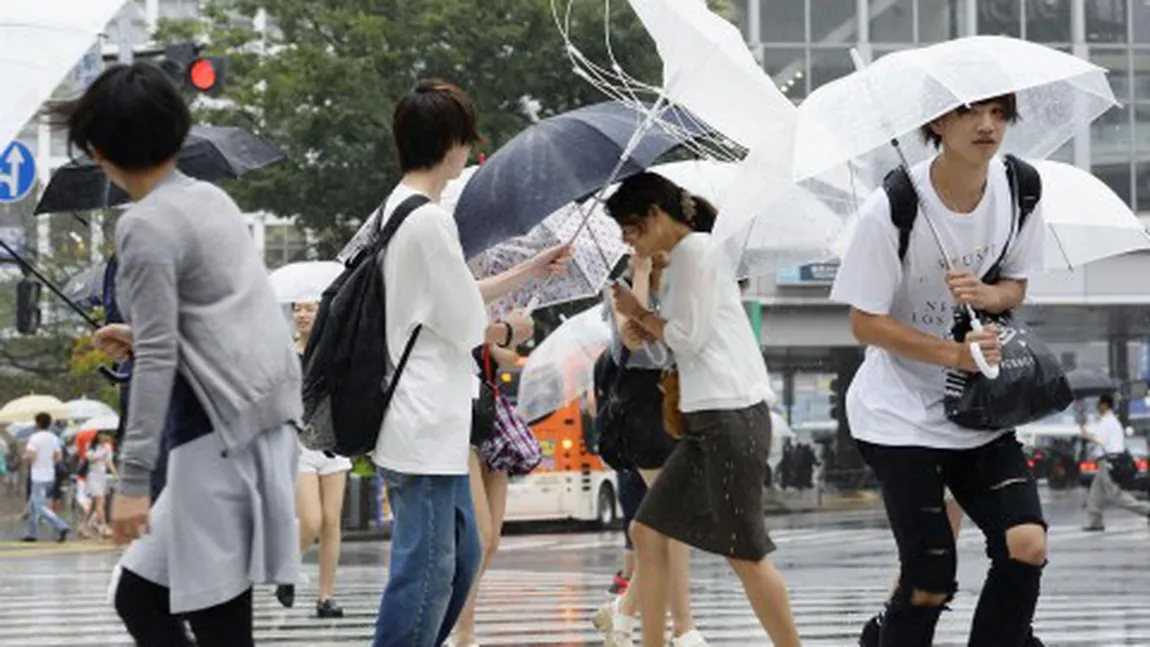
[57,529,69,543]
[1082,524,1105,532]
[859,611,882,647]
[20,536,36,543]
[275,584,295,608]
[316,599,344,618]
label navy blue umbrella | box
[454,101,701,258]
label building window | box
[979,0,1022,37]
[1024,0,1072,43]
[761,1,805,43]
[1086,0,1128,43]
[918,0,967,42]
[870,0,914,43]
[264,223,309,269]
[763,47,808,99]
[811,0,858,44]
[810,47,856,92]
[1135,0,1150,43]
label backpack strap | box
[377,194,432,248]
[881,166,919,263]
[377,194,432,404]
[1003,154,1041,232]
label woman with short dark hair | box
[58,61,303,646]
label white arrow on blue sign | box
[0,141,37,204]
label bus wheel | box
[596,482,618,529]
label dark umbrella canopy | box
[1065,369,1118,397]
[454,101,702,258]
[34,125,283,214]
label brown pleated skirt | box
[634,401,775,561]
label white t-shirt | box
[87,445,113,479]
[660,233,776,412]
[1087,411,1126,459]
[371,184,487,475]
[829,156,1046,449]
[25,430,60,483]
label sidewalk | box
[763,487,882,515]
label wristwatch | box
[499,321,513,348]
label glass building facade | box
[742,0,1150,215]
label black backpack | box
[884,154,1041,266]
[300,195,430,457]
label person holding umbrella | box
[55,61,303,645]
[830,93,1049,647]
[608,172,801,647]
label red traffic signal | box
[187,56,226,95]
[189,59,217,91]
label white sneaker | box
[604,612,637,647]
[592,596,622,633]
[671,629,709,647]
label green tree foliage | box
[158,0,733,254]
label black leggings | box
[115,568,254,647]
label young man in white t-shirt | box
[21,413,70,542]
[1081,394,1150,530]
[368,80,538,647]
[831,95,1049,647]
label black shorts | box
[858,432,1045,594]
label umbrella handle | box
[968,318,1000,380]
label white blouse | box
[659,233,776,413]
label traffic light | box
[161,42,227,96]
[16,279,41,334]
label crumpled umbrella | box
[453,100,700,259]
[516,304,612,423]
[616,0,853,278]
[0,1,126,152]
[440,165,625,317]
[35,125,284,213]
[268,261,344,305]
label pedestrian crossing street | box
[0,518,1145,646]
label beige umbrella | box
[0,394,70,424]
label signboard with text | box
[775,261,840,286]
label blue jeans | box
[373,470,481,647]
[26,480,69,538]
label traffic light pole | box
[0,238,101,329]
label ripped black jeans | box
[858,433,1047,647]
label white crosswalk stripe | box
[1,543,1148,647]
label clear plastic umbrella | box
[268,261,344,304]
[467,204,625,319]
[794,36,1117,187]
[0,394,70,424]
[516,304,612,423]
[1030,159,1150,270]
[65,397,116,421]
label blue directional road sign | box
[0,141,36,203]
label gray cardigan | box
[115,171,302,496]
